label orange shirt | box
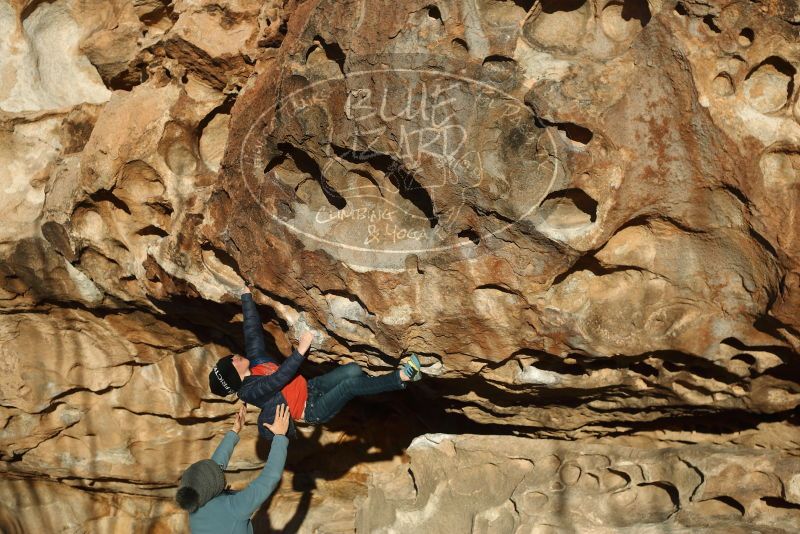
[251,362,308,420]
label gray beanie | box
[175,459,225,513]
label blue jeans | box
[303,363,406,424]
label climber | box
[208,287,423,440]
[175,403,290,533]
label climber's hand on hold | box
[297,331,314,355]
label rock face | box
[213,0,800,436]
[360,434,800,533]
[1,0,799,532]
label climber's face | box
[231,355,250,376]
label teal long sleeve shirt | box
[189,431,288,534]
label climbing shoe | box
[401,353,423,382]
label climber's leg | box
[306,362,365,395]
[304,370,406,424]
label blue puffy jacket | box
[236,293,304,440]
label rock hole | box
[748,227,779,259]
[159,121,199,177]
[559,462,582,485]
[539,118,594,145]
[738,28,754,47]
[542,188,598,223]
[712,72,735,97]
[522,351,584,375]
[475,283,518,295]
[105,63,149,92]
[201,243,242,276]
[312,36,346,74]
[147,199,173,216]
[304,44,319,61]
[721,183,749,206]
[606,468,631,485]
[331,145,439,227]
[482,54,515,65]
[137,1,174,25]
[630,361,658,377]
[408,468,419,497]
[674,2,688,16]
[264,153,288,175]
[601,0,652,42]
[523,0,589,53]
[165,143,197,177]
[620,0,652,25]
[637,481,680,509]
[720,337,748,350]
[278,143,347,210]
[452,37,469,51]
[482,55,517,83]
[550,254,596,284]
[731,353,756,366]
[89,189,131,215]
[702,14,722,34]
[761,496,800,510]
[198,94,236,172]
[759,146,800,188]
[458,228,480,245]
[426,5,443,22]
[744,56,796,114]
[259,19,288,48]
[538,191,598,239]
[559,122,593,145]
[650,351,748,385]
[136,225,169,238]
[539,0,586,14]
[762,363,800,384]
[600,469,630,492]
[691,360,746,383]
[513,0,535,10]
[708,496,746,515]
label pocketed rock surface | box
[359,434,800,533]
[1,0,799,532]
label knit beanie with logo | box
[209,355,242,396]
